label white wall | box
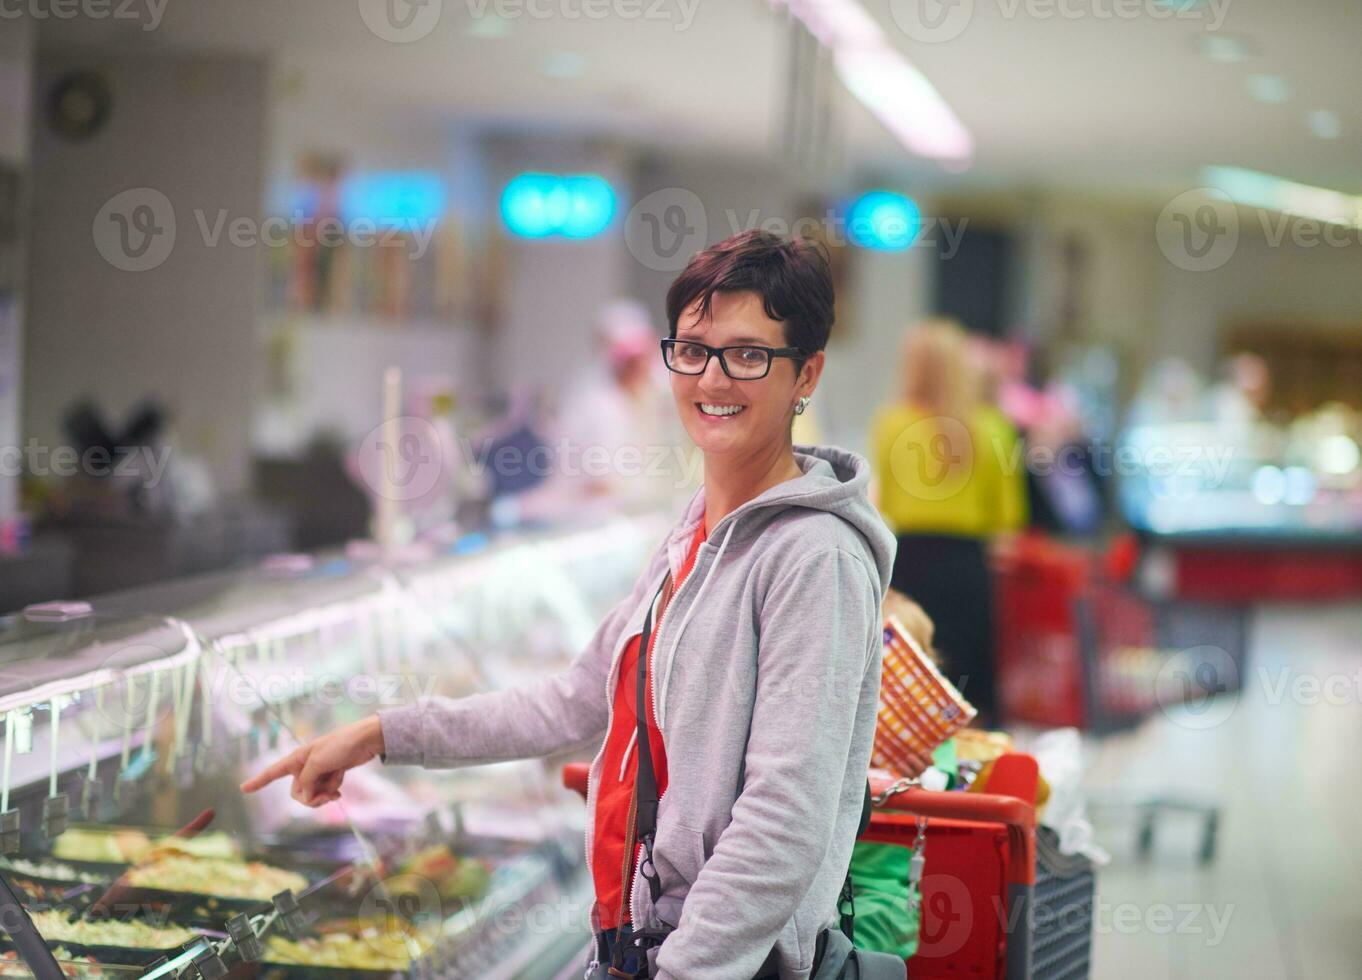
[1154,224,1362,370]
[26,50,267,495]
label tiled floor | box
[1083,602,1362,979]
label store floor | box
[1083,602,1362,980]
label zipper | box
[582,598,654,936]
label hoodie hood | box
[662,443,895,602]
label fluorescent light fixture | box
[770,0,972,163]
[1197,34,1252,64]
[467,14,512,38]
[1307,109,1341,140]
[541,52,587,80]
[1245,73,1289,104]
[1201,166,1362,229]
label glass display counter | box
[0,512,666,978]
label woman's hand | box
[239,715,385,807]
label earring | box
[794,396,811,416]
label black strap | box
[634,575,669,908]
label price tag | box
[12,710,32,755]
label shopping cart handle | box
[866,762,1038,887]
[563,762,589,799]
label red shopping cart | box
[994,533,1247,734]
[562,754,1096,980]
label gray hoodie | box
[379,445,896,980]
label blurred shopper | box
[871,318,1025,724]
[245,231,903,980]
[516,300,691,523]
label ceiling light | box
[770,0,972,163]
[541,52,587,80]
[1246,73,1289,104]
[466,15,512,39]
[1307,109,1341,140]
[1197,34,1252,64]
[1201,166,1362,229]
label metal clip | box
[272,890,305,937]
[190,941,228,979]
[0,809,20,856]
[226,913,264,962]
[43,793,68,839]
[80,777,101,821]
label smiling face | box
[670,290,824,460]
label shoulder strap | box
[634,575,669,906]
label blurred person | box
[1127,357,1206,427]
[244,231,903,980]
[517,300,691,522]
[1209,351,1271,427]
[871,318,1026,724]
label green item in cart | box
[848,841,920,959]
[932,737,958,786]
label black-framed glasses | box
[660,339,808,381]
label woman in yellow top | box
[871,319,1026,724]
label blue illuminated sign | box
[846,191,922,251]
[501,173,616,239]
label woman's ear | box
[798,350,826,397]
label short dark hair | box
[665,230,835,356]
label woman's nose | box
[698,354,732,391]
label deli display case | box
[0,513,666,979]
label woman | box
[871,318,1025,726]
[243,231,897,980]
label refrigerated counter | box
[0,511,670,979]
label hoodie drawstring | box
[617,728,639,781]
[656,520,736,731]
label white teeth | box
[699,403,744,417]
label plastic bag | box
[1024,727,1110,865]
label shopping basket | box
[562,754,1096,980]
